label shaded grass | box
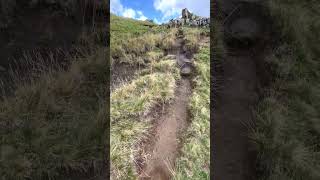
[110,57,180,179]
[252,1,320,180]
[0,48,108,180]
[0,0,108,29]
[173,46,210,180]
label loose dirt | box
[138,34,194,180]
[139,78,191,180]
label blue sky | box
[111,0,210,24]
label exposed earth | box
[138,34,195,180]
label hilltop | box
[164,8,210,28]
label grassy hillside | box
[110,15,210,179]
[252,1,320,179]
[110,15,178,179]
[111,61,180,179]
[110,14,173,66]
[110,14,156,40]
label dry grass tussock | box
[111,29,178,66]
[0,46,108,180]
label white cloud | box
[110,0,123,15]
[153,18,161,24]
[137,11,148,20]
[153,0,210,22]
[110,0,149,21]
[137,11,143,16]
[123,8,136,18]
[138,15,148,21]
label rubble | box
[165,8,210,28]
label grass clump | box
[145,50,164,62]
[111,60,180,179]
[252,1,320,180]
[0,48,108,180]
[182,27,203,53]
[111,32,163,66]
[173,46,210,180]
[161,28,178,51]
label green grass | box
[173,45,210,179]
[0,48,108,180]
[110,15,210,179]
[110,58,180,179]
[110,17,179,180]
[110,14,177,66]
[110,14,156,41]
[252,1,320,180]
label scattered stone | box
[179,58,193,76]
[164,8,210,28]
[180,63,193,76]
[165,55,176,60]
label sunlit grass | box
[110,60,180,179]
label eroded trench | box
[136,30,197,180]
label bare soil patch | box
[139,78,191,180]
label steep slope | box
[110,15,210,180]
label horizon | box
[110,0,210,24]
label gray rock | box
[164,8,210,28]
[165,55,176,60]
[180,64,192,76]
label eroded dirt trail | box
[138,35,193,180]
[140,78,191,180]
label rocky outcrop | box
[165,8,210,28]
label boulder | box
[165,8,210,28]
[182,8,192,19]
[180,61,193,76]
